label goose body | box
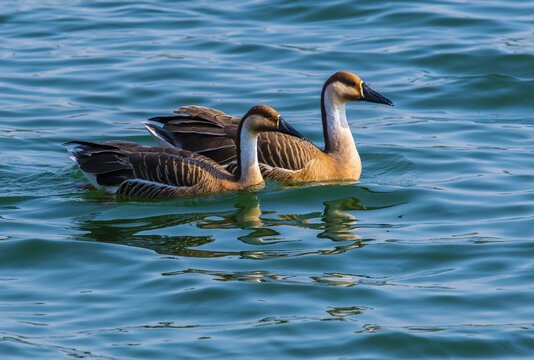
[66,105,301,198]
[146,71,393,183]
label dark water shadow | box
[74,188,398,260]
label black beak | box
[277,117,306,139]
[361,83,394,106]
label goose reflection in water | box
[75,191,389,259]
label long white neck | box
[237,127,263,186]
[323,87,357,156]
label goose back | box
[149,106,240,165]
[148,106,323,180]
[66,140,237,198]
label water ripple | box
[2,0,534,359]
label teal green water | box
[1,1,534,358]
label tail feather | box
[143,121,181,148]
[64,141,135,191]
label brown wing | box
[172,107,320,171]
[66,141,234,197]
[256,132,321,171]
[148,106,320,172]
[149,106,240,165]
[174,106,240,127]
[126,149,232,188]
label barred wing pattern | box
[150,106,240,165]
[150,106,320,175]
[256,132,319,171]
[67,141,234,198]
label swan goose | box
[65,105,302,198]
[145,71,393,183]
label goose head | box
[241,105,305,139]
[323,71,393,106]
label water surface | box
[1,1,534,359]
